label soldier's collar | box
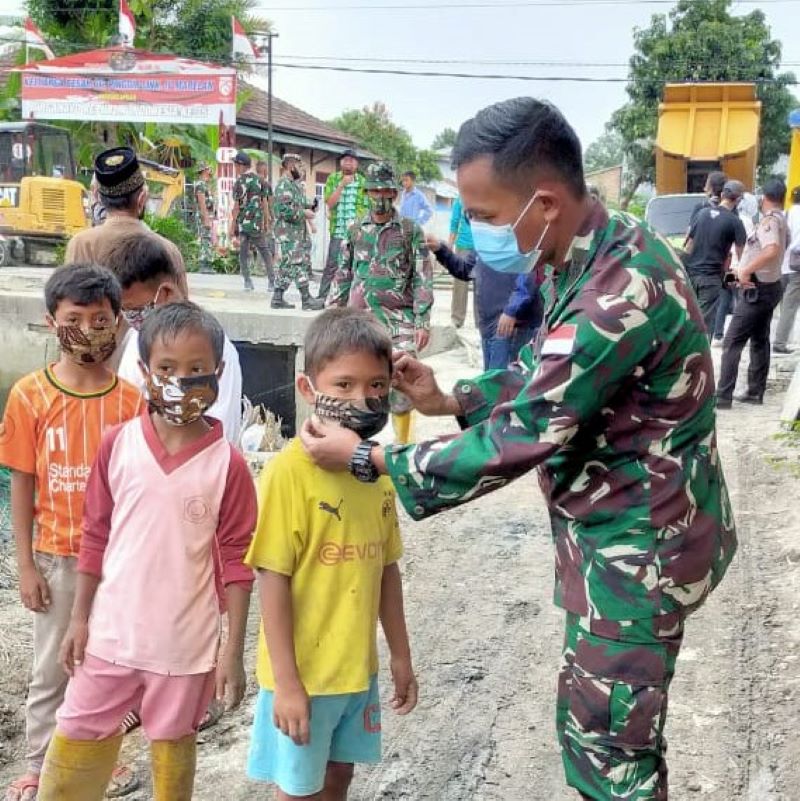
[561,201,609,279]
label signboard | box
[19,48,237,126]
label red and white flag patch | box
[541,324,577,356]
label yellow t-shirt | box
[246,438,403,696]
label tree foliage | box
[610,0,798,204]
[583,128,625,174]
[432,127,457,150]
[331,102,442,182]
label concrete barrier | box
[0,269,459,435]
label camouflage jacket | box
[273,176,311,242]
[195,179,214,228]
[233,172,269,235]
[385,203,737,621]
[328,211,434,333]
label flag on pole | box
[231,16,258,60]
[24,18,55,60]
[119,0,136,46]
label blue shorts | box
[247,676,381,796]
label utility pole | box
[265,32,278,184]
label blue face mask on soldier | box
[470,190,550,274]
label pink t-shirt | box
[79,414,256,675]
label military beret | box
[233,151,251,166]
[94,147,145,198]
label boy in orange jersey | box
[0,265,143,801]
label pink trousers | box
[57,653,215,741]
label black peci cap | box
[94,147,145,198]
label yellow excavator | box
[0,122,186,266]
[0,122,89,265]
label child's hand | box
[389,657,418,715]
[273,682,311,746]
[18,563,50,612]
[59,619,89,677]
[216,651,247,712]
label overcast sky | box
[6,0,800,153]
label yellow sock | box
[392,411,414,445]
[38,731,123,801]
[150,734,197,801]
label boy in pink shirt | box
[37,302,257,801]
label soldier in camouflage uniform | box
[328,161,434,443]
[301,99,737,800]
[194,163,215,274]
[229,151,275,293]
[272,154,323,311]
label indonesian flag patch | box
[541,324,577,356]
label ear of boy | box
[296,373,315,405]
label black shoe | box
[270,290,295,309]
[734,393,763,405]
[773,344,794,354]
[716,397,732,410]
[300,288,324,311]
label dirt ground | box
[1,340,799,800]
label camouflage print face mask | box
[145,372,219,426]
[312,389,390,440]
[56,326,117,366]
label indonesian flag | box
[231,16,258,60]
[24,18,54,60]
[119,0,136,46]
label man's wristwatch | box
[348,440,380,483]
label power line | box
[254,0,800,8]
[269,61,799,84]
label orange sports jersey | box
[0,366,143,557]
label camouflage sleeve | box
[232,177,244,205]
[327,225,355,308]
[384,289,656,520]
[411,224,434,329]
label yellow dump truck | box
[655,83,761,194]
[787,108,800,206]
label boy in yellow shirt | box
[246,308,417,800]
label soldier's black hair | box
[44,264,122,317]
[792,186,800,205]
[98,232,178,290]
[762,177,787,205]
[138,301,224,366]
[304,308,392,379]
[452,97,586,198]
[706,171,727,197]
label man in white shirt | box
[774,185,800,354]
[95,231,243,443]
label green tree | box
[583,128,624,174]
[331,102,442,182]
[610,0,798,205]
[432,127,457,150]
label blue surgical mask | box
[471,191,549,274]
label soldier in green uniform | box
[229,151,275,293]
[301,99,737,800]
[194,163,215,274]
[272,154,323,311]
[327,161,433,443]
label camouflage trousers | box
[557,611,684,800]
[276,236,312,292]
[198,225,214,273]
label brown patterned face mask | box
[56,326,117,366]
[145,372,219,426]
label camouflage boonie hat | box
[365,162,397,190]
[196,162,212,174]
[282,152,302,164]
